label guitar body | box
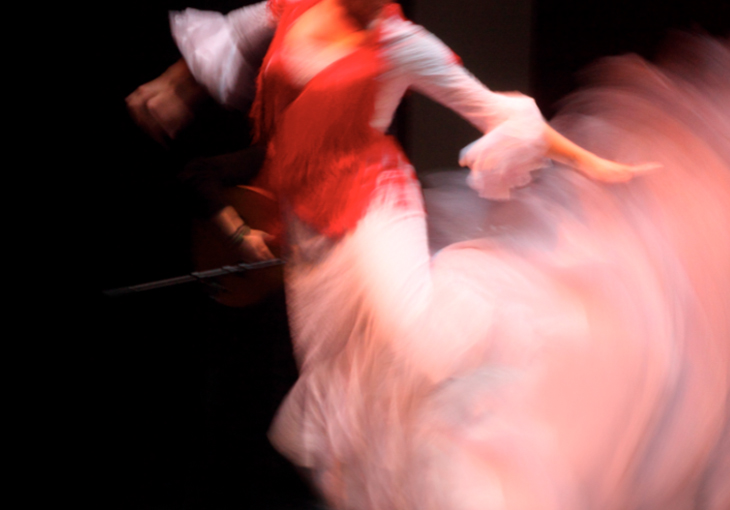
[191,186,284,307]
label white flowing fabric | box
[170,2,274,109]
[172,5,730,509]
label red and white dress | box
[172,4,730,509]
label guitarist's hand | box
[235,229,276,262]
[213,206,276,262]
[197,201,282,307]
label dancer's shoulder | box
[378,12,462,74]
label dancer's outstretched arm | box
[544,125,660,183]
[381,15,658,199]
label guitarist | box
[125,3,276,263]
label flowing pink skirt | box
[270,35,730,510]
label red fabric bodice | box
[251,0,417,237]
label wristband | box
[230,223,252,245]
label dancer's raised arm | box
[378,13,657,198]
[126,2,276,145]
[169,2,275,109]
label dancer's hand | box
[578,158,661,183]
[126,59,207,146]
[545,126,660,183]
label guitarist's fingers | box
[258,245,276,260]
[248,230,276,261]
[262,232,275,242]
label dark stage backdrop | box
[92,1,727,509]
[531,0,730,117]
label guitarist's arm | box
[213,206,276,262]
[126,3,277,262]
[180,148,277,262]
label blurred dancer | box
[163,1,728,509]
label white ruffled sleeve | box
[380,18,549,200]
[170,1,275,110]
[456,93,549,200]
